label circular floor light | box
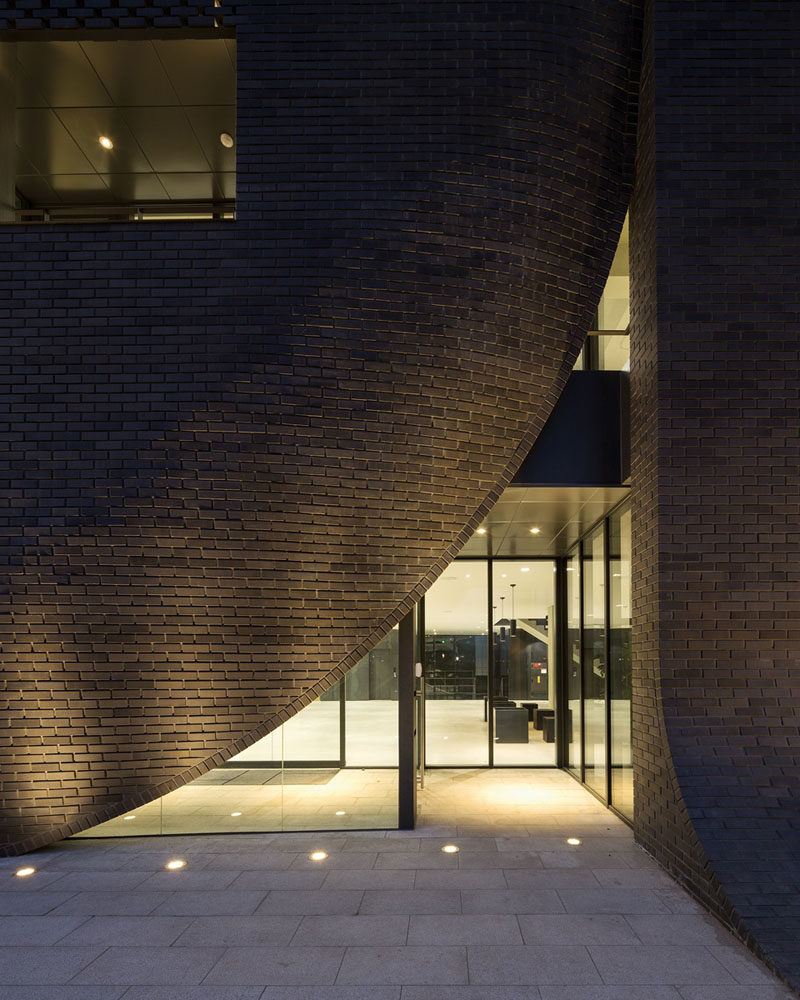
[441,844,459,854]
[165,859,186,870]
[309,850,328,862]
[566,837,582,846]
[15,867,36,877]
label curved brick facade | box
[0,2,638,853]
[631,1,800,989]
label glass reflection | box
[346,627,399,766]
[493,561,556,765]
[582,527,607,798]
[424,561,489,766]
[566,549,582,775]
[609,504,632,819]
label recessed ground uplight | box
[14,867,36,877]
[441,844,459,854]
[520,566,530,573]
[165,859,186,870]
[230,811,242,817]
[98,135,114,150]
[566,837,582,846]
[123,815,136,821]
[335,810,346,816]
[219,132,234,148]
[309,851,328,862]
[529,527,541,534]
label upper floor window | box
[2,35,235,224]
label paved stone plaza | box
[0,770,793,999]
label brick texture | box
[0,3,638,853]
[631,0,800,990]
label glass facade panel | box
[609,503,633,819]
[595,214,629,331]
[424,561,489,766]
[566,549,582,775]
[582,526,607,798]
[346,627,399,766]
[493,561,556,765]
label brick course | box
[0,2,638,853]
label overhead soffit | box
[15,38,236,206]
[457,485,630,559]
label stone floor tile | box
[0,988,126,1000]
[255,889,364,915]
[408,914,522,946]
[0,869,69,889]
[539,988,681,1000]
[153,890,267,916]
[337,945,468,985]
[460,889,564,914]
[174,914,301,946]
[587,945,736,985]
[121,989,263,1000]
[375,852,460,870]
[260,988,400,1000]
[707,945,785,985]
[50,892,170,916]
[467,945,601,985]
[518,913,639,946]
[322,869,416,890]
[59,915,193,946]
[40,872,152,893]
[290,853,378,871]
[229,870,326,891]
[0,946,103,985]
[0,891,77,915]
[0,914,88,945]
[624,913,733,946]
[291,914,409,946]
[135,870,240,891]
[459,852,543,871]
[651,889,705,914]
[414,869,507,890]
[593,868,676,889]
[505,869,601,889]
[203,853,296,871]
[359,889,461,915]
[202,946,344,986]
[557,888,670,914]
[677,986,797,1000]
[71,946,226,986]
[402,988,541,1000]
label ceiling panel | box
[16,174,57,205]
[17,108,94,175]
[122,107,209,173]
[98,172,170,203]
[157,171,217,200]
[80,40,180,108]
[55,108,153,173]
[48,173,112,203]
[184,107,236,171]
[17,41,112,108]
[154,38,235,105]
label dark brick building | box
[1,0,798,991]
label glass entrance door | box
[423,558,556,767]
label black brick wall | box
[631,0,800,989]
[0,2,638,853]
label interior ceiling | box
[457,485,630,559]
[15,38,236,206]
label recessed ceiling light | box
[230,811,242,817]
[529,527,541,535]
[14,867,35,877]
[465,574,471,579]
[165,859,186,870]
[309,850,328,862]
[520,567,530,572]
[476,528,487,535]
[335,810,346,816]
[501,573,507,578]
[98,135,113,150]
[441,844,459,854]
[219,132,234,148]
[566,837,582,846]
[123,815,136,821]
[613,573,622,578]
